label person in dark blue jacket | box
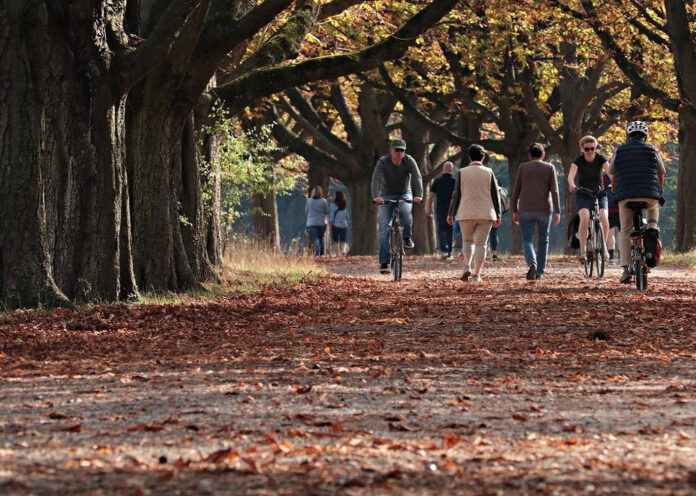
[609,121,665,283]
[427,161,456,260]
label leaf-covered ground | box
[1,255,695,495]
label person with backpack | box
[329,191,349,256]
[427,161,456,260]
[609,121,665,283]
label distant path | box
[1,256,695,494]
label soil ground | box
[1,255,695,495]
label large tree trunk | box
[0,1,69,308]
[507,149,529,254]
[560,155,576,254]
[674,107,696,251]
[345,177,376,255]
[200,134,223,265]
[412,189,436,255]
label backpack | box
[643,228,661,268]
[498,186,510,214]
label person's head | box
[528,142,545,160]
[580,135,597,159]
[311,185,322,199]
[468,144,486,162]
[335,190,347,209]
[443,161,454,174]
[626,120,649,140]
[389,138,407,164]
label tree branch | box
[114,0,203,91]
[329,81,363,147]
[317,0,364,21]
[213,0,461,113]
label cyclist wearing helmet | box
[609,121,665,283]
[567,135,610,262]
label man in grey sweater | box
[371,138,423,274]
[511,143,561,280]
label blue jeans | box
[435,209,453,254]
[378,194,413,265]
[519,211,553,275]
[489,225,499,251]
[308,225,326,255]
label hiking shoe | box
[526,264,537,280]
[471,274,482,282]
[404,238,415,249]
[492,254,499,262]
[460,266,471,281]
[379,263,390,274]
[620,267,632,284]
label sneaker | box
[620,267,632,284]
[379,263,390,274]
[535,273,543,280]
[460,266,471,281]
[492,254,499,262]
[609,258,616,265]
[444,253,454,261]
[577,254,587,262]
[471,274,482,282]
[526,264,537,280]
[404,238,415,249]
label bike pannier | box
[643,228,661,268]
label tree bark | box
[345,177,377,255]
[253,189,281,251]
[674,107,696,251]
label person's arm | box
[550,166,561,225]
[410,156,424,202]
[490,174,501,220]
[447,173,462,223]
[371,159,384,203]
[567,163,578,194]
[511,166,522,224]
[656,151,666,188]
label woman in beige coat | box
[447,145,501,282]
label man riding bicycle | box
[372,138,423,274]
[609,121,665,284]
[567,135,610,262]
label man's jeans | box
[519,211,553,275]
[378,194,413,265]
[308,225,326,256]
[435,209,453,255]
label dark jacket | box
[612,138,662,202]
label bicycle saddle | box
[625,201,648,211]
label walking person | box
[305,185,329,256]
[329,191,349,256]
[427,161,456,260]
[609,121,665,283]
[371,138,423,274]
[447,144,501,282]
[511,143,561,280]
[603,174,620,264]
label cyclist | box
[609,121,665,284]
[567,136,610,262]
[372,138,423,274]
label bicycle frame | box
[576,187,605,278]
[627,202,649,291]
[381,199,412,281]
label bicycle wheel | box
[390,228,403,281]
[584,229,593,277]
[634,258,647,291]
[392,252,403,281]
[595,221,605,278]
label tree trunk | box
[412,189,436,255]
[674,107,696,251]
[345,177,376,255]
[560,155,576,254]
[200,134,223,265]
[0,1,69,308]
[253,190,281,251]
[507,149,529,254]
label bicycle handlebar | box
[575,186,603,198]
[373,198,414,204]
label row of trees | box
[2,1,695,309]
[0,0,459,308]
[255,0,693,257]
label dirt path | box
[1,255,695,495]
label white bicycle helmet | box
[626,120,649,136]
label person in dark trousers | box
[305,186,329,256]
[511,143,561,280]
[609,121,665,283]
[371,138,423,274]
[427,161,456,260]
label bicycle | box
[626,201,649,291]
[379,198,412,281]
[576,187,606,278]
